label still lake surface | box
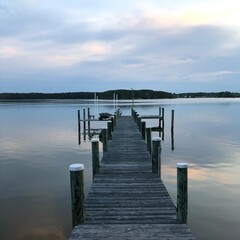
[0,98,240,240]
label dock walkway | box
[69,116,195,239]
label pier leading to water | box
[69,114,195,239]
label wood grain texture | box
[69,116,195,239]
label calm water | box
[0,98,240,240]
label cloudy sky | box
[0,0,239,93]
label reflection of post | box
[177,163,188,224]
[78,110,81,145]
[171,130,175,150]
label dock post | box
[111,117,114,132]
[78,110,81,144]
[152,137,161,177]
[162,108,165,130]
[88,108,91,130]
[114,114,117,127]
[177,163,188,224]
[141,121,146,140]
[83,109,86,132]
[107,122,112,140]
[171,109,174,132]
[92,139,100,179]
[136,113,139,124]
[102,128,108,152]
[146,128,152,154]
[138,117,142,131]
[69,163,85,227]
[159,107,161,128]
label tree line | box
[0,90,239,100]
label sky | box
[0,0,240,93]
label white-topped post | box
[151,137,162,177]
[177,163,188,224]
[69,163,85,227]
[92,139,100,179]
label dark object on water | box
[99,112,112,120]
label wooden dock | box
[69,116,195,239]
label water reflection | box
[0,99,240,240]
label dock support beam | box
[152,137,161,177]
[177,163,188,224]
[69,163,85,227]
[92,139,100,179]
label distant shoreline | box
[0,89,239,100]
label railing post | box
[146,127,152,154]
[92,139,100,179]
[141,121,146,140]
[177,163,188,224]
[151,137,161,177]
[107,122,112,140]
[102,128,108,152]
[69,163,85,227]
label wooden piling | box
[171,109,174,132]
[138,117,142,131]
[146,127,152,154]
[88,108,91,130]
[177,163,188,224]
[78,110,81,144]
[159,107,161,128]
[107,122,112,140]
[92,139,100,179]
[141,121,146,140]
[83,109,86,131]
[111,117,114,131]
[102,128,108,152]
[152,137,161,177]
[69,163,85,227]
[162,107,165,130]
[114,114,117,127]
